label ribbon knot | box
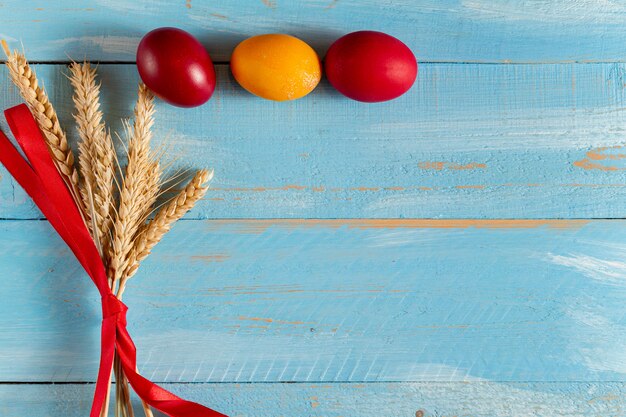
[102,293,128,324]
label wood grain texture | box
[1,64,626,219]
[4,0,626,63]
[2,2,626,413]
[2,382,625,417]
[1,219,625,383]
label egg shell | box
[230,34,322,101]
[137,27,216,107]
[324,31,417,103]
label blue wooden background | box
[1,1,626,416]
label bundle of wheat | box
[2,42,212,417]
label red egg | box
[137,27,216,107]
[324,31,417,102]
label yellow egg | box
[230,34,322,101]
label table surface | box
[1,1,626,416]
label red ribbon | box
[0,104,227,417]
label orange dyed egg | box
[231,34,321,101]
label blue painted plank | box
[1,64,625,219]
[1,219,625,382]
[2,382,625,417]
[3,1,626,63]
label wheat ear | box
[1,40,84,215]
[69,62,115,252]
[108,84,161,289]
[116,169,212,297]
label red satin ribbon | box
[0,104,227,417]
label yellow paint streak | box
[283,184,306,190]
[455,185,485,189]
[190,254,230,262]
[207,182,625,196]
[261,0,276,8]
[210,219,590,234]
[238,316,307,325]
[419,161,487,170]
[210,12,228,20]
[349,186,380,192]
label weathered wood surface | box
[1,219,625,383]
[5,0,626,63]
[2,2,626,415]
[1,63,626,220]
[2,382,625,417]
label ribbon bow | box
[0,104,227,417]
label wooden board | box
[2,219,625,383]
[5,0,626,63]
[1,64,626,220]
[2,382,625,417]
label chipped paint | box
[310,396,320,408]
[574,146,626,171]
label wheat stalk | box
[69,62,115,252]
[1,40,85,216]
[116,169,212,297]
[108,84,161,289]
[108,84,161,417]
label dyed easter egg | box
[137,27,216,107]
[230,34,321,101]
[324,31,417,102]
